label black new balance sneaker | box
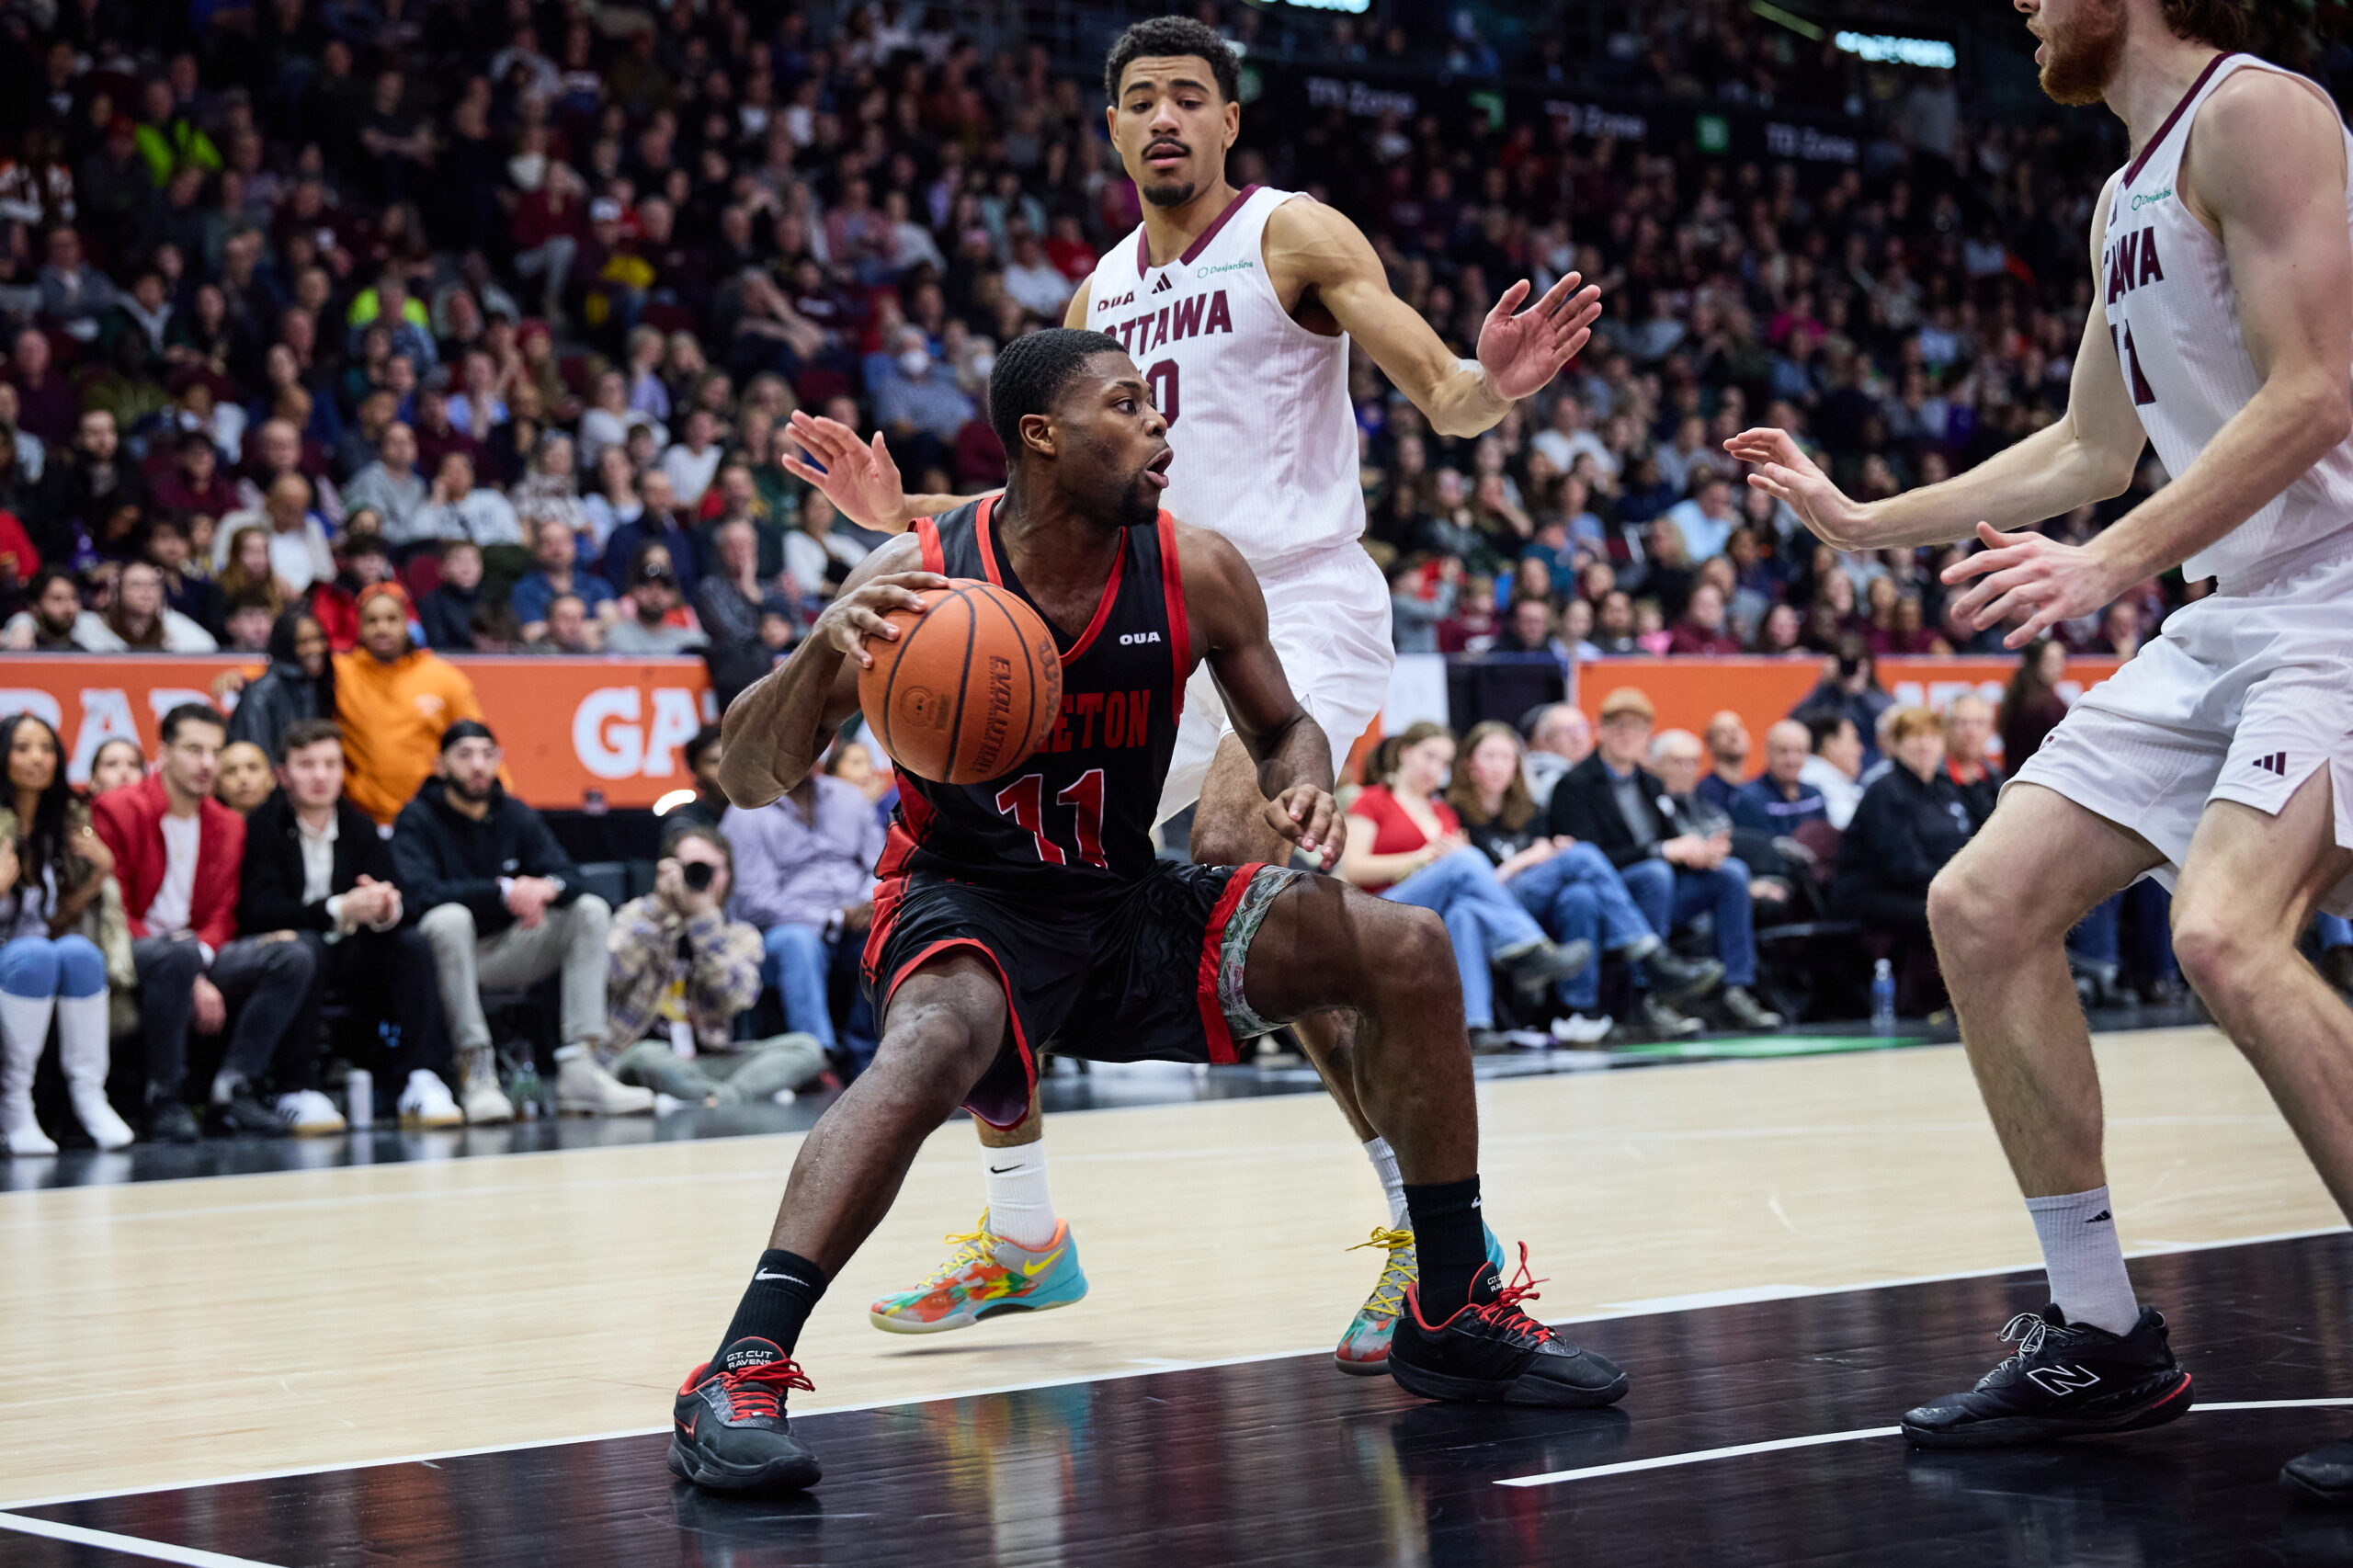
[1388,1244,1630,1408]
[2280,1437,2353,1505]
[1901,1303,2192,1449]
[668,1337,824,1493]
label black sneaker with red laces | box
[668,1337,824,1493]
[1387,1244,1630,1408]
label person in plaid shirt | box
[605,822,826,1107]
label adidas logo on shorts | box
[2252,752,2289,777]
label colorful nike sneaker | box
[868,1212,1089,1334]
[1334,1224,1519,1376]
[668,1336,823,1494]
[1335,1227,1419,1375]
[1390,1243,1631,1407]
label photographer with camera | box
[605,823,826,1107]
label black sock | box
[1404,1176,1493,1322]
[714,1249,829,1366]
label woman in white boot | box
[0,714,137,1155]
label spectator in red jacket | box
[91,702,321,1142]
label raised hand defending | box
[1475,274,1604,402]
[779,410,912,533]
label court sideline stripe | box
[1496,1399,2353,1488]
[0,1511,285,1567]
[6,1226,2347,1514]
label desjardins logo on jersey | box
[2131,187,2175,211]
[1195,258,1256,276]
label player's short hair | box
[1104,17,1240,105]
[989,328,1127,461]
[276,717,345,764]
[2161,0,2249,49]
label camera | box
[681,860,715,892]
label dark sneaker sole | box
[666,1432,824,1494]
[1388,1353,1630,1408]
[2279,1465,2353,1506]
[1901,1370,2193,1449]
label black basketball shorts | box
[861,861,1305,1129]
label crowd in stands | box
[1,4,2348,1153]
[0,0,2267,676]
[1,694,902,1153]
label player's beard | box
[2038,0,2127,107]
[1140,174,1198,210]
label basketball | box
[859,579,1063,785]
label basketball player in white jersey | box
[779,16,1604,1371]
[1727,0,2353,1494]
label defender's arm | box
[1728,173,2147,551]
[1267,199,1598,439]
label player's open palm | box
[1941,522,2120,650]
[1476,275,1604,402]
[817,571,951,669]
[1723,427,1870,550]
[780,410,911,533]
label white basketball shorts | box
[2007,550,2353,915]
[1156,542,1395,828]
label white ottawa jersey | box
[2102,52,2353,591]
[1087,185,1362,571]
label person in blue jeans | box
[1449,721,1722,1042]
[1337,722,1590,1051]
[723,754,884,1072]
[2313,914,2353,995]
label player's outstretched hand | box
[1723,427,1873,550]
[1477,274,1603,402]
[1940,522,2120,650]
[814,571,952,669]
[781,409,912,533]
[1266,785,1341,872]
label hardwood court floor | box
[0,1024,2336,1512]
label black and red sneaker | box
[668,1337,824,1493]
[1900,1303,2192,1449]
[1388,1244,1630,1408]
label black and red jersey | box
[874,496,1192,898]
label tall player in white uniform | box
[1728,0,2353,1494]
[779,16,1603,1372]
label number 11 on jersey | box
[995,770,1109,869]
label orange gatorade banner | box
[0,655,718,809]
[1567,654,2124,768]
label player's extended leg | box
[1899,782,2193,1449]
[2165,774,2353,1503]
[1239,875,1629,1407]
[673,954,1011,1493]
[1195,733,1507,1371]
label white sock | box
[983,1140,1058,1249]
[2027,1186,2140,1335]
[1364,1136,1408,1231]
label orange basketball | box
[858,579,1063,785]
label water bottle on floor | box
[346,1068,372,1128]
[1870,960,1897,1035]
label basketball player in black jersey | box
[669,330,1627,1493]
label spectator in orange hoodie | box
[332,583,490,824]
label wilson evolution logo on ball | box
[858,577,1063,785]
